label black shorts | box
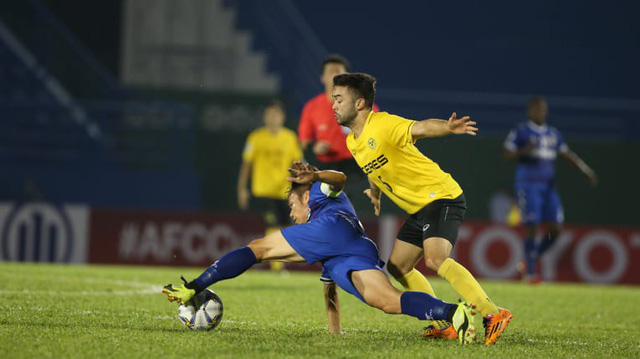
[252,197,291,228]
[397,194,467,247]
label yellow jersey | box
[242,127,302,199]
[346,111,463,214]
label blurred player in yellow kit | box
[237,100,303,272]
[333,73,512,345]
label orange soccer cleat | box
[483,308,513,345]
[420,320,459,340]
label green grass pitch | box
[1,263,638,358]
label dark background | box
[41,1,640,98]
[2,0,638,224]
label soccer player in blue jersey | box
[163,162,477,344]
[504,96,598,283]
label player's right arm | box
[503,145,536,160]
[237,161,251,210]
[363,177,381,216]
[238,134,256,210]
[323,281,341,334]
[502,128,535,161]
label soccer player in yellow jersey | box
[332,73,512,345]
[237,100,303,272]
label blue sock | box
[400,291,456,321]
[524,237,537,276]
[189,247,257,291]
[537,232,558,257]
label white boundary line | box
[0,277,162,296]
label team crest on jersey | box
[368,138,376,149]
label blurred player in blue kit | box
[504,96,597,283]
[164,162,478,345]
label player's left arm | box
[411,112,477,139]
[559,149,598,187]
[287,161,347,193]
[323,281,341,334]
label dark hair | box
[287,181,312,200]
[265,98,286,111]
[333,73,376,109]
[321,54,351,73]
[287,164,319,199]
[528,95,547,108]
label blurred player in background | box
[333,73,512,345]
[298,55,378,182]
[166,162,478,345]
[237,99,303,272]
[503,96,598,283]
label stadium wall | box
[195,132,639,226]
[1,202,639,285]
[140,89,639,225]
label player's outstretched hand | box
[447,112,478,136]
[287,161,316,184]
[363,189,381,216]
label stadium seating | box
[0,13,199,208]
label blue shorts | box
[281,214,384,303]
[320,255,383,302]
[516,183,564,225]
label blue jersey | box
[308,182,359,224]
[282,182,371,263]
[504,121,567,224]
[280,182,383,302]
[504,121,568,184]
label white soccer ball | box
[177,289,224,330]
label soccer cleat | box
[483,308,513,345]
[420,320,459,340]
[450,301,477,345]
[527,275,542,285]
[517,261,542,285]
[162,283,196,305]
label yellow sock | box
[437,258,499,317]
[396,268,436,297]
[270,261,284,271]
[265,227,280,235]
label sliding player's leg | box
[163,230,304,304]
[348,268,477,345]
